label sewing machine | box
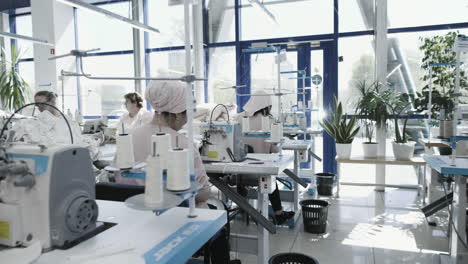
[200,122,247,162]
[0,143,99,251]
[82,118,108,134]
[282,111,306,134]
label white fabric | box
[115,123,210,207]
[11,111,100,160]
[242,91,272,117]
[194,103,237,122]
[116,109,153,134]
[145,80,186,114]
[236,112,278,154]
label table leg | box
[293,150,299,212]
[336,162,340,198]
[449,175,468,264]
[258,182,270,264]
[422,165,427,205]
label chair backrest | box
[269,253,318,264]
[95,182,145,202]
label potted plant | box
[320,97,360,159]
[416,32,468,139]
[0,47,30,111]
[354,81,389,158]
[381,91,415,160]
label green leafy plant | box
[0,46,30,111]
[415,32,467,120]
[354,80,390,143]
[320,97,359,144]
[380,90,413,144]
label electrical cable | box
[0,103,74,145]
[442,177,468,250]
[209,104,231,124]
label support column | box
[192,1,205,104]
[31,0,77,111]
[0,13,11,72]
[132,0,145,94]
[375,0,387,192]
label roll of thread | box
[145,149,163,206]
[242,117,250,133]
[271,122,283,142]
[154,133,172,170]
[261,116,271,132]
[116,134,135,169]
[166,148,191,191]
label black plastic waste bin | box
[316,173,335,196]
[300,199,329,234]
[269,253,319,264]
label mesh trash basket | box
[269,253,319,264]
[300,199,329,234]
[316,173,335,196]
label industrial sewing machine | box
[0,143,99,252]
[82,118,108,134]
[200,122,247,162]
[282,111,306,135]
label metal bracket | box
[283,169,308,188]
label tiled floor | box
[230,185,449,264]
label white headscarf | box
[145,80,186,114]
[243,91,273,117]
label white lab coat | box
[116,109,153,134]
[115,122,210,207]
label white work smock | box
[115,122,210,208]
[116,109,153,134]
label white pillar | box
[192,1,205,104]
[31,0,77,111]
[0,13,11,65]
[132,0,145,95]
[375,0,387,192]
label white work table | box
[336,156,426,203]
[423,155,468,264]
[36,200,226,264]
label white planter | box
[336,143,352,159]
[362,143,378,158]
[440,120,454,139]
[392,141,416,161]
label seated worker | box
[115,80,237,264]
[117,92,153,134]
[237,91,294,225]
[12,91,101,162]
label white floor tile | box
[373,248,442,264]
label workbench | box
[35,200,226,264]
[423,155,468,264]
[336,156,426,203]
[204,152,296,264]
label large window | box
[149,49,186,76]
[208,47,236,104]
[77,1,133,52]
[147,0,185,48]
[339,0,374,33]
[14,15,34,58]
[388,0,468,29]
[80,54,134,116]
[206,0,236,43]
[241,0,333,41]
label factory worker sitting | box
[116,92,152,134]
[236,91,295,225]
[115,80,210,208]
[11,91,101,162]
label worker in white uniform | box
[117,92,152,134]
[237,92,294,225]
[116,80,210,208]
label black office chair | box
[95,182,144,202]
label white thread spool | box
[166,148,191,191]
[242,116,250,133]
[154,133,172,170]
[145,142,163,206]
[261,116,271,132]
[271,122,283,142]
[116,134,135,169]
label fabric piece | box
[145,80,186,114]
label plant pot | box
[392,141,416,161]
[362,142,378,158]
[440,120,454,139]
[336,143,352,159]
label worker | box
[237,91,295,225]
[117,81,210,208]
[116,80,237,264]
[117,92,153,134]
[11,91,100,163]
